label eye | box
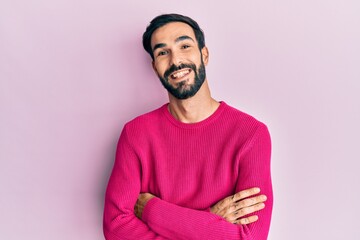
[158,50,168,56]
[181,45,190,49]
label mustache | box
[164,63,197,79]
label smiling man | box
[103,14,273,240]
[152,25,207,100]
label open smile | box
[170,68,192,80]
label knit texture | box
[103,102,273,240]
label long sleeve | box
[103,102,273,239]
[141,124,273,240]
[235,123,273,239]
[103,127,168,240]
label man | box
[103,14,273,239]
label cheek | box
[156,65,165,76]
[190,54,202,65]
[156,66,167,78]
[155,63,167,76]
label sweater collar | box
[162,101,227,129]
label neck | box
[167,80,220,123]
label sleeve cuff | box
[141,196,159,223]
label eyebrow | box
[152,35,195,52]
[153,43,166,52]
[175,35,195,43]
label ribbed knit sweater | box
[103,101,273,240]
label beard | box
[158,58,206,100]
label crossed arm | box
[129,186,270,240]
[104,124,272,239]
[105,174,270,240]
[135,187,267,225]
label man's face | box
[150,22,209,99]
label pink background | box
[1,0,359,239]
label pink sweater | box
[103,102,273,240]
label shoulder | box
[219,102,270,145]
[222,102,267,130]
[222,102,271,149]
[123,104,167,131]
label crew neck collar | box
[162,101,226,129]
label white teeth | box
[172,70,190,79]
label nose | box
[170,51,182,66]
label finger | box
[216,188,260,211]
[211,188,263,215]
[214,192,265,216]
[232,187,261,202]
[235,202,265,219]
[134,202,140,218]
[220,195,266,217]
[220,201,243,218]
[222,202,265,222]
[235,194,267,210]
[215,196,235,212]
[236,215,259,225]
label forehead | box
[151,22,197,49]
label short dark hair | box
[142,13,206,60]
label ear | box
[201,46,209,65]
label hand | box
[134,193,155,219]
[210,187,267,225]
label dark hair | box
[142,13,205,60]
